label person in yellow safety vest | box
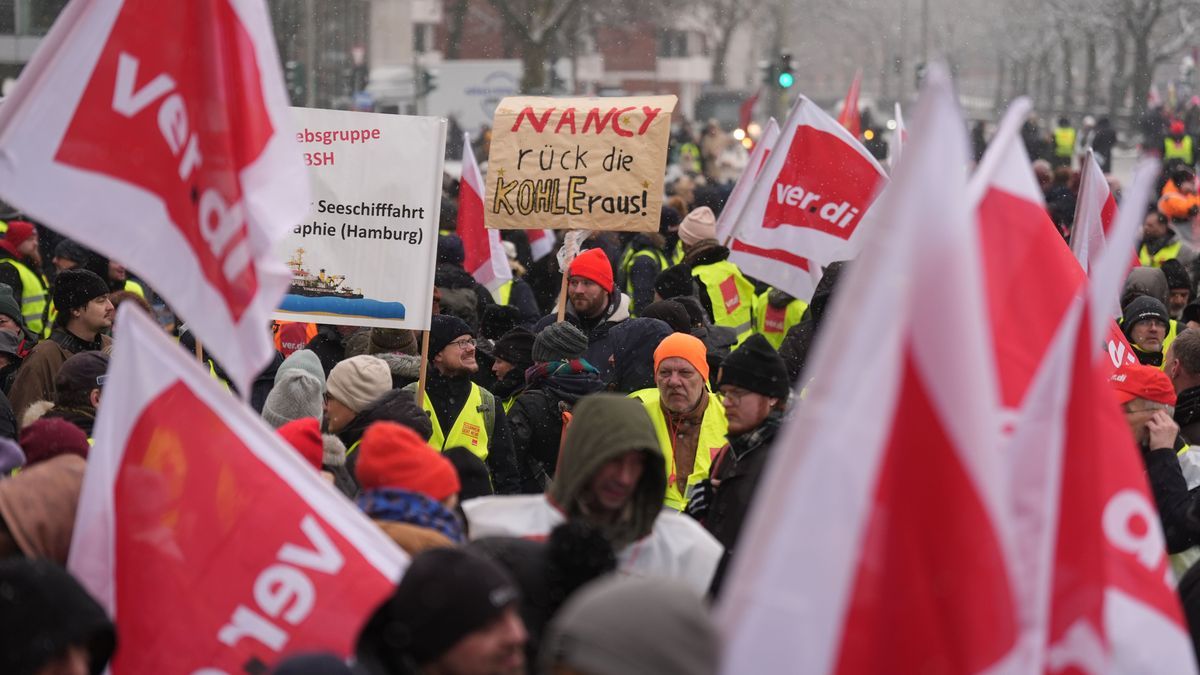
[402,315,521,494]
[1165,119,1195,167]
[489,328,535,413]
[678,141,702,175]
[752,288,807,350]
[1051,116,1076,168]
[677,207,755,345]
[619,206,685,315]
[8,270,112,423]
[1123,295,1176,368]
[0,221,49,339]
[462,393,724,594]
[629,333,727,510]
[1140,206,1197,270]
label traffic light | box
[777,53,794,89]
[419,67,438,96]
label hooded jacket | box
[462,394,723,594]
[534,293,632,380]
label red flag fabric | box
[738,89,760,133]
[527,228,555,261]
[722,94,886,300]
[718,64,1020,673]
[458,132,511,295]
[68,304,407,673]
[1071,149,1122,275]
[836,69,862,138]
[0,0,308,396]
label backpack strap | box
[476,385,496,441]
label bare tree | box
[485,0,584,92]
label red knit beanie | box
[278,417,323,471]
[4,221,35,250]
[19,418,89,468]
[568,248,614,293]
[355,421,461,500]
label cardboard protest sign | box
[276,107,446,330]
[0,0,309,396]
[69,304,407,673]
[485,95,677,232]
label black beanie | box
[437,234,466,266]
[1122,295,1170,338]
[51,239,93,267]
[493,328,535,369]
[655,264,694,301]
[357,548,519,665]
[1161,258,1192,292]
[52,269,109,314]
[718,333,790,399]
[480,304,522,341]
[444,445,494,501]
[640,300,691,333]
[659,205,683,235]
[429,314,473,359]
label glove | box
[685,479,714,522]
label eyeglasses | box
[716,388,750,404]
[449,337,477,350]
[95,375,107,388]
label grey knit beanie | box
[533,322,588,363]
[262,370,325,428]
[275,349,326,391]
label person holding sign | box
[532,249,630,380]
[405,315,521,494]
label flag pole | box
[416,329,431,403]
[194,338,204,363]
[555,271,569,322]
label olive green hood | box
[548,393,665,548]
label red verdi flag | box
[836,69,863,138]
[0,0,308,396]
[68,304,407,673]
[724,93,887,270]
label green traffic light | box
[777,72,794,88]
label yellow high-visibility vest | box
[1053,127,1076,158]
[0,259,48,337]
[691,260,754,344]
[420,384,492,461]
[752,290,807,349]
[629,387,727,511]
[1139,241,1183,268]
[1165,136,1195,165]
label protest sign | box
[0,0,308,396]
[485,95,677,232]
[276,107,446,330]
[69,304,407,673]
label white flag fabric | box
[888,102,906,170]
[458,133,512,296]
[715,117,780,244]
[1070,148,1121,276]
[528,228,556,261]
[718,64,1021,674]
[68,304,406,673]
[0,0,309,396]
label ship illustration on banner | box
[278,248,406,320]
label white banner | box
[276,108,446,330]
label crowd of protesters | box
[16,112,1200,673]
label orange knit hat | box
[653,332,709,382]
[354,421,461,500]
